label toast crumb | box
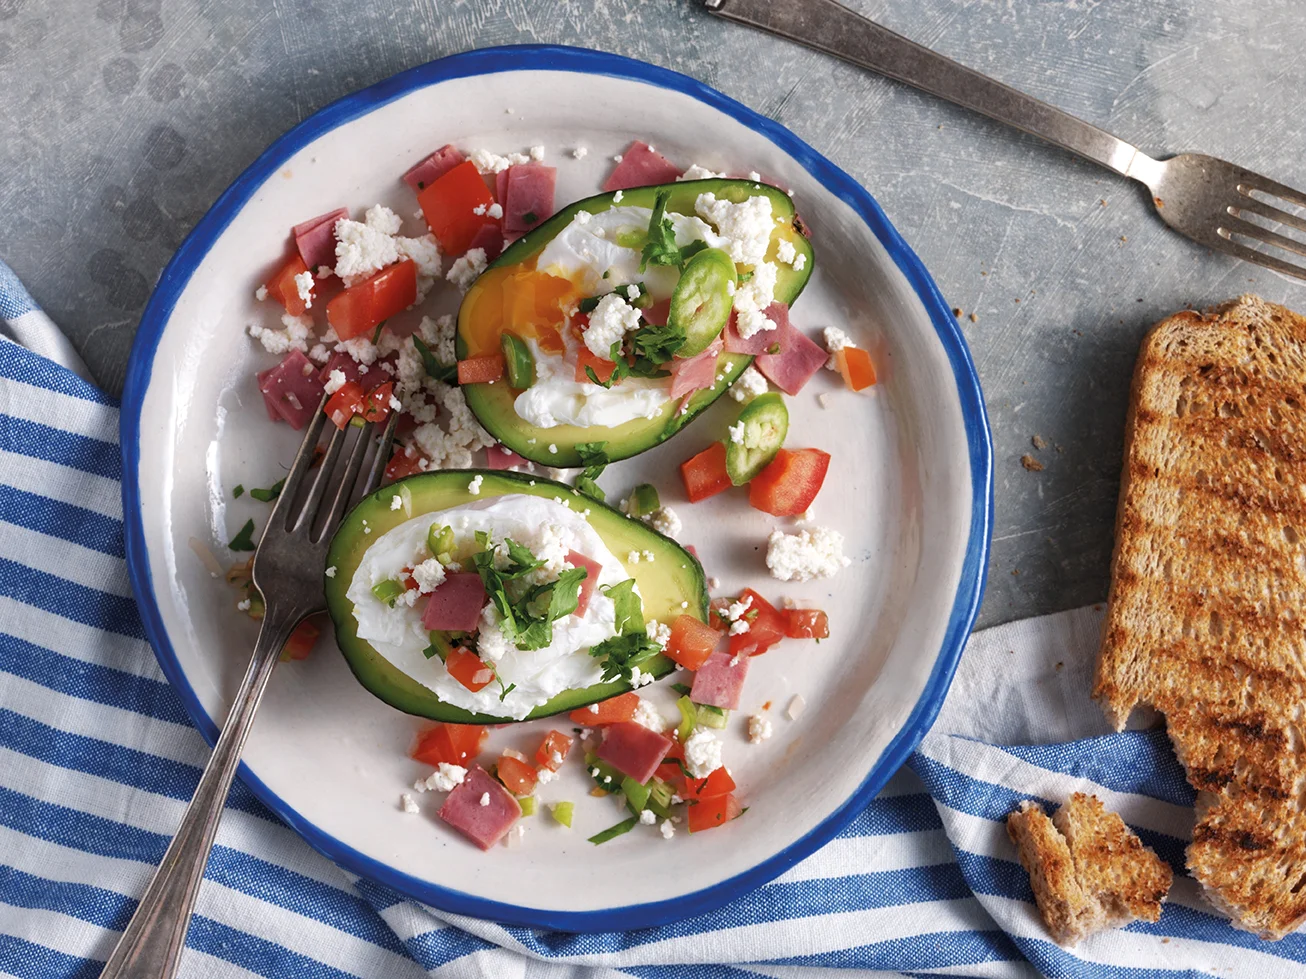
[1007,794,1171,946]
[1020,454,1044,472]
[1095,295,1306,938]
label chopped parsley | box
[232,484,245,499]
[470,539,589,652]
[228,519,257,552]
[249,477,285,503]
[588,577,659,683]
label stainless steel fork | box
[100,403,398,979]
[706,0,1306,280]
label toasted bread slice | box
[1007,794,1171,946]
[1095,295,1306,939]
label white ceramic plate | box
[122,46,991,931]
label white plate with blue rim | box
[121,44,992,931]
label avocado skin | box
[457,178,814,467]
[324,470,709,723]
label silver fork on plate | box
[705,0,1306,281]
[100,403,398,979]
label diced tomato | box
[569,692,639,726]
[835,346,877,391]
[280,618,320,661]
[662,735,685,761]
[665,614,719,671]
[680,442,732,503]
[325,380,366,430]
[535,730,574,771]
[445,647,495,692]
[654,760,685,786]
[496,754,538,795]
[418,160,497,255]
[687,792,742,833]
[457,354,505,385]
[361,382,395,424]
[727,588,787,658]
[682,766,736,801]
[412,723,488,767]
[785,608,830,640]
[708,597,734,633]
[575,345,618,385]
[748,448,831,517]
[266,254,313,316]
[385,447,424,480]
[325,259,417,342]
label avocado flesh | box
[324,470,709,724]
[457,179,814,467]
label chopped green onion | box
[349,414,366,429]
[427,524,455,564]
[587,815,639,845]
[233,484,245,499]
[249,477,285,502]
[371,579,405,606]
[519,796,537,816]
[670,682,692,696]
[697,705,729,730]
[228,519,257,552]
[676,695,696,743]
[627,483,661,517]
[577,296,601,313]
[523,211,538,224]
[621,776,651,815]
[423,631,454,662]
[550,801,574,828]
[649,778,675,811]
[614,229,647,250]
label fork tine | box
[290,421,349,533]
[1229,195,1306,238]
[359,412,400,498]
[1236,172,1306,212]
[1207,229,1306,281]
[315,420,382,541]
[266,394,328,531]
[1220,215,1306,262]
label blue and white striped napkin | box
[2,256,1304,978]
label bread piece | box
[1007,794,1172,946]
[1095,295,1306,939]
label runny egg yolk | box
[460,260,581,358]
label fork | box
[100,403,398,979]
[705,0,1306,281]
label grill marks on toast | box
[1095,295,1306,938]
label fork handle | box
[99,610,300,979]
[706,0,1160,182]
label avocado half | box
[456,179,814,468]
[324,470,709,723]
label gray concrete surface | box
[3,0,1305,629]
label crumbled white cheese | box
[632,699,665,732]
[424,763,466,792]
[733,262,779,339]
[800,506,815,523]
[695,191,774,266]
[748,714,773,744]
[479,792,491,807]
[529,144,545,161]
[646,619,672,649]
[548,443,558,454]
[583,293,643,359]
[625,283,640,300]
[236,598,251,611]
[639,808,657,825]
[729,619,750,636]
[317,265,333,279]
[446,248,487,293]
[613,153,623,163]
[390,494,403,511]
[728,421,745,445]
[748,171,762,182]
[683,729,723,779]
[729,365,769,402]
[823,326,854,370]
[613,190,624,203]
[645,506,682,538]
[678,163,727,181]
[792,253,806,272]
[411,558,446,594]
[396,233,442,299]
[536,766,557,785]
[247,313,313,355]
[766,526,851,582]
[642,549,655,563]
[470,148,531,173]
[400,792,420,814]
[334,217,400,284]
[473,203,487,216]
[487,202,503,220]
[254,284,268,301]
[572,146,588,160]
[365,204,403,236]
[468,474,484,495]
[776,238,798,266]
[307,343,330,365]
[325,566,337,578]
[337,334,379,366]
[588,703,600,714]
[660,818,675,840]
[627,550,641,564]
[785,694,806,721]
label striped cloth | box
[1,258,1303,978]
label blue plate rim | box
[120,43,993,933]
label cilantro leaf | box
[249,477,285,503]
[630,324,686,364]
[412,334,458,384]
[589,633,663,684]
[233,484,244,499]
[639,191,683,271]
[228,519,257,552]
[602,579,645,636]
[574,475,605,502]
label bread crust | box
[1094,295,1306,939]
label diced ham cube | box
[292,208,349,271]
[602,141,683,191]
[403,145,466,193]
[755,314,827,395]
[317,350,391,393]
[668,337,723,400]
[723,303,792,355]
[467,223,505,261]
[421,573,486,632]
[596,721,673,784]
[437,766,521,850]
[256,349,324,430]
[485,445,526,470]
[502,163,557,235]
[690,650,751,710]
[566,550,602,616]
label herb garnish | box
[228,519,257,552]
[249,477,285,503]
[412,334,458,384]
